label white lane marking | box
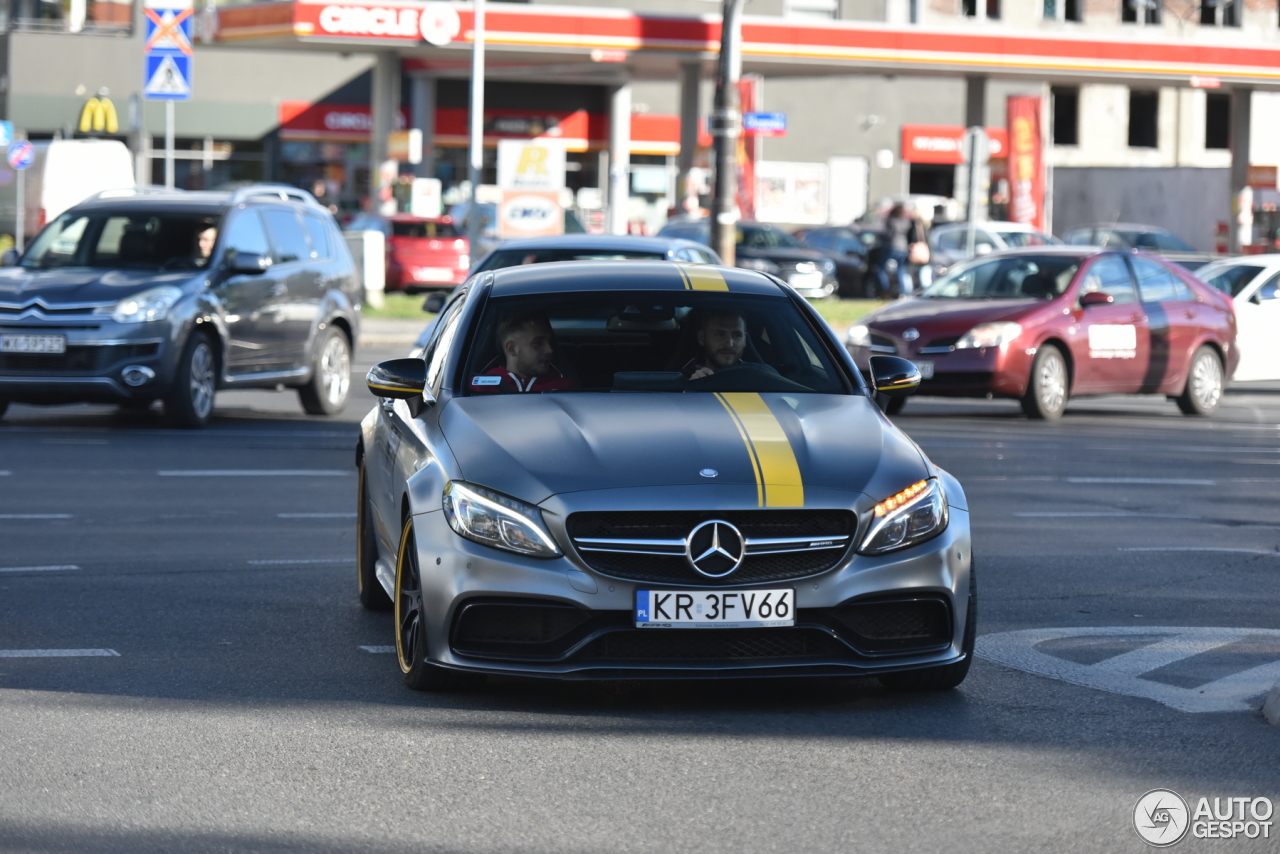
[1065,477,1216,485]
[0,649,118,658]
[1015,512,1201,519]
[247,558,355,565]
[1119,547,1280,556]
[0,514,73,520]
[0,565,80,573]
[359,645,396,654]
[977,627,1280,713]
[159,470,351,477]
[277,513,357,519]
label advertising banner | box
[498,189,564,238]
[736,78,759,221]
[496,140,566,191]
[900,125,1008,164]
[1006,96,1045,230]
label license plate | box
[912,360,934,380]
[413,267,454,282]
[635,588,795,628]
[0,334,66,354]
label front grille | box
[831,596,952,653]
[567,510,856,586]
[0,343,160,373]
[450,599,624,660]
[869,334,897,354]
[577,627,847,661]
[917,336,959,354]
[0,304,100,317]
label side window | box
[261,209,312,264]
[1082,256,1137,304]
[425,294,468,392]
[693,250,716,264]
[936,231,963,251]
[222,210,270,259]
[1254,272,1280,302]
[1132,256,1180,303]
[673,249,692,262]
[302,214,331,260]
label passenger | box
[473,312,578,393]
[193,223,218,267]
[687,311,748,380]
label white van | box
[16,139,135,238]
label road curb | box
[1264,681,1280,726]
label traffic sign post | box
[8,140,35,253]
[143,0,194,189]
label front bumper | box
[407,502,972,680]
[0,320,175,404]
[851,341,1031,399]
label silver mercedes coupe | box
[356,261,974,691]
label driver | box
[687,311,748,380]
[473,312,578,394]
[193,223,217,268]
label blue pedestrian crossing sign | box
[145,53,192,100]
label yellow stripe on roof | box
[715,392,804,508]
[681,264,729,291]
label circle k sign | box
[315,2,460,45]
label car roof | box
[966,245,1110,259]
[69,192,231,216]
[485,259,784,296]
[1069,223,1175,234]
[487,234,702,252]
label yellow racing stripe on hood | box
[715,392,804,508]
[679,264,729,291]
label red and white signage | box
[302,0,459,43]
[1006,95,1045,231]
[278,101,407,141]
[901,125,1008,164]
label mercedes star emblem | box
[903,327,920,341]
[685,520,746,577]
[699,468,718,478]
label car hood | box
[439,392,928,506]
[0,267,196,305]
[865,297,1039,336]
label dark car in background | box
[793,225,873,298]
[1062,222,1216,271]
[656,219,838,298]
[845,247,1237,420]
[0,184,360,427]
[470,234,720,275]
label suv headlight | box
[846,324,871,348]
[97,286,183,324]
[859,478,948,555]
[739,258,780,274]
[442,481,561,558]
[954,321,1022,350]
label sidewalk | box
[359,318,427,349]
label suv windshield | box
[922,255,1081,299]
[23,211,221,271]
[462,291,849,394]
[392,220,459,239]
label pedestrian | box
[877,203,923,298]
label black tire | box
[394,518,483,691]
[357,465,392,611]
[298,326,351,416]
[884,396,907,416]
[878,566,976,692]
[1176,346,1224,416]
[1020,344,1068,420]
[163,332,218,429]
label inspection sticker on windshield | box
[1,334,65,354]
[471,376,502,386]
[635,589,795,628]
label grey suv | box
[0,185,360,427]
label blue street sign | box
[144,53,193,100]
[7,141,35,171]
[0,122,13,148]
[743,112,787,136]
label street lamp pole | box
[710,0,744,266]
[467,0,486,253]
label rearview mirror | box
[229,252,271,275]
[1080,291,1114,308]
[367,359,434,417]
[870,355,920,397]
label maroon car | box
[845,247,1238,419]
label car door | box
[213,209,285,375]
[1130,255,1196,393]
[260,207,321,369]
[1071,254,1150,394]
[1234,271,1280,380]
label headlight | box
[96,286,183,323]
[859,478,948,555]
[820,259,837,275]
[458,254,470,268]
[739,258,780,274]
[954,321,1022,350]
[442,481,561,558]
[846,324,871,348]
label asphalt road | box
[1,344,1277,854]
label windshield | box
[993,230,1054,248]
[392,220,459,239]
[921,255,1081,299]
[475,248,666,273]
[23,211,222,271]
[461,291,849,395]
[739,225,801,249]
[1200,263,1263,297]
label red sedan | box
[386,215,470,292]
[846,248,1238,419]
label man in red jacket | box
[471,312,578,394]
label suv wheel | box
[298,326,351,416]
[164,332,218,429]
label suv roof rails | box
[230,183,323,209]
[82,186,185,203]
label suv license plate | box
[912,360,934,379]
[635,588,795,628]
[0,334,66,354]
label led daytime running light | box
[873,480,929,517]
